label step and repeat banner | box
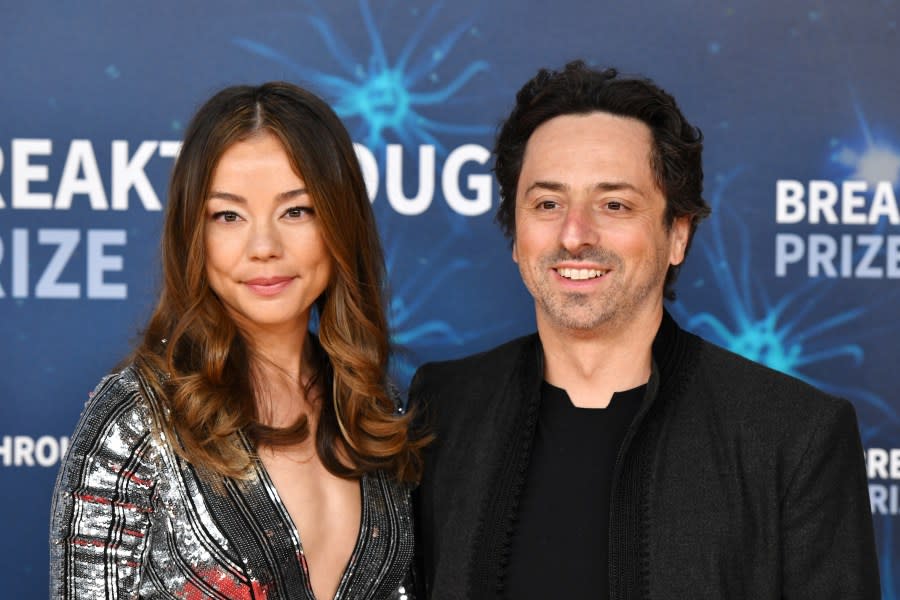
[2,1,898,596]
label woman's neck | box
[247,326,321,429]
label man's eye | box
[537,200,559,210]
[606,201,625,210]
[212,211,240,222]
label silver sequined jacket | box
[50,366,416,599]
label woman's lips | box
[244,276,294,296]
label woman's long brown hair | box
[132,82,426,482]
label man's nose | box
[559,203,599,254]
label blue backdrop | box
[2,1,898,596]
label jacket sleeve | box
[780,398,880,599]
[49,372,159,599]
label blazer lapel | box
[467,336,544,599]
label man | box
[411,61,879,599]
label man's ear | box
[669,216,690,266]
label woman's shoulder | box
[83,365,161,420]
[52,366,169,526]
[64,365,169,465]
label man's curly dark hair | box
[493,60,711,300]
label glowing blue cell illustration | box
[831,97,900,186]
[234,0,491,151]
[673,168,897,440]
[381,221,510,385]
[233,0,499,387]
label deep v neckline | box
[248,440,368,600]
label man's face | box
[512,112,689,335]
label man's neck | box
[537,307,662,409]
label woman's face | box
[204,132,332,340]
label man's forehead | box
[527,111,652,143]
[517,113,657,193]
[522,179,642,196]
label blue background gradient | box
[1,1,897,596]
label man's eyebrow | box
[523,180,640,194]
[593,181,640,194]
[524,180,568,195]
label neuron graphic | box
[831,97,900,187]
[234,0,498,386]
[384,228,478,384]
[306,226,486,386]
[672,168,897,440]
[828,97,900,600]
[234,0,491,151]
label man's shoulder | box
[409,333,538,411]
[413,333,537,384]
[689,333,849,416]
[664,331,864,478]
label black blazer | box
[411,312,879,599]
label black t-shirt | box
[505,381,644,599]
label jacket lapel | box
[468,335,544,599]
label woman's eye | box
[212,210,241,223]
[285,206,313,218]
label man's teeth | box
[557,268,606,280]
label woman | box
[50,82,425,599]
